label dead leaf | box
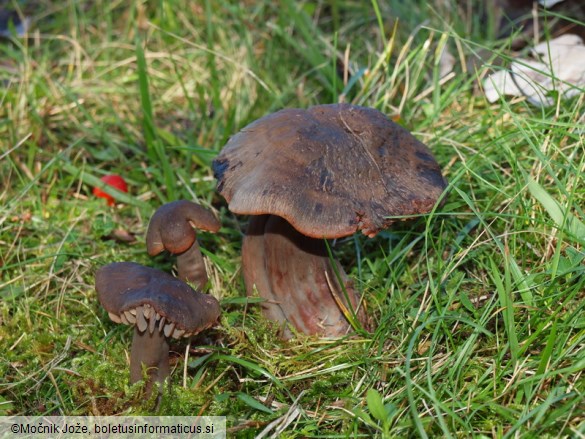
[483,34,585,106]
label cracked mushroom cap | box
[146,200,220,256]
[96,262,220,339]
[213,103,448,238]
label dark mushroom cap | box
[146,200,220,255]
[213,103,447,238]
[96,262,220,338]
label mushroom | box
[146,200,220,289]
[95,262,220,395]
[212,103,447,338]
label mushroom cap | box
[96,262,220,338]
[146,200,220,255]
[213,103,447,238]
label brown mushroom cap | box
[96,262,220,338]
[213,103,447,238]
[146,200,220,255]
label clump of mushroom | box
[146,200,220,289]
[96,262,220,396]
[213,103,447,338]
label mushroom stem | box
[242,215,290,335]
[176,240,208,289]
[129,326,170,395]
[242,215,367,338]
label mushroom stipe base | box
[130,326,170,396]
[242,215,368,338]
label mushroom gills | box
[136,310,148,331]
[143,304,153,319]
[148,312,157,333]
[124,310,137,324]
[164,322,176,337]
[116,305,183,337]
[173,328,186,338]
[108,312,122,323]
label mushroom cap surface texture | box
[213,103,448,238]
[146,200,220,255]
[96,262,220,337]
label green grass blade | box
[212,354,285,390]
[527,177,585,244]
[489,257,519,366]
[536,319,557,378]
[135,33,177,201]
[236,392,274,414]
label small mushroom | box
[146,200,220,289]
[95,262,220,395]
[213,103,447,338]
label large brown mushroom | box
[146,200,220,289]
[95,262,220,395]
[213,103,447,338]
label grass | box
[1,0,584,436]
